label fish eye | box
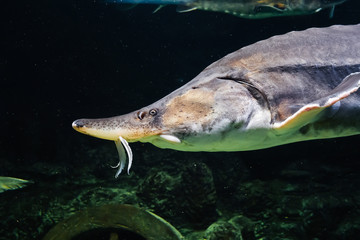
[149,109,158,116]
[137,111,146,120]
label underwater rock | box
[335,215,360,239]
[31,161,70,177]
[228,215,256,240]
[210,155,250,208]
[204,220,241,240]
[3,138,360,240]
[299,194,357,239]
[234,179,277,216]
[200,215,256,240]
[136,161,217,229]
[137,170,183,217]
[181,162,217,229]
[67,186,139,208]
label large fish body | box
[107,0,346,18]
[73,24,360,176]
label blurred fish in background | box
[0,176,30,193]
[106,0,347,18]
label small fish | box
[106,0,347,19]
[73,24,360,177]
[0,176,30,193]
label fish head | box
[72,87,216,146]
[72,108,166,143]
[73,66,272,151]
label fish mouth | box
[72,118,182,177]
[72,119,135,177]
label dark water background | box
[1,0,360,239]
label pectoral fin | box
[273,72,360,133]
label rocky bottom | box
[1,137,360,240]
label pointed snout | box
[72,118,94,134]
[72,116,163,142]
[72,119,85,129]
[72,118,124,140]
[72,118,107,138]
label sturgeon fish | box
[107,0,346,19]
[73,24,360,177]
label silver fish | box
[107,0,347,18]
[73,24,360,176]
